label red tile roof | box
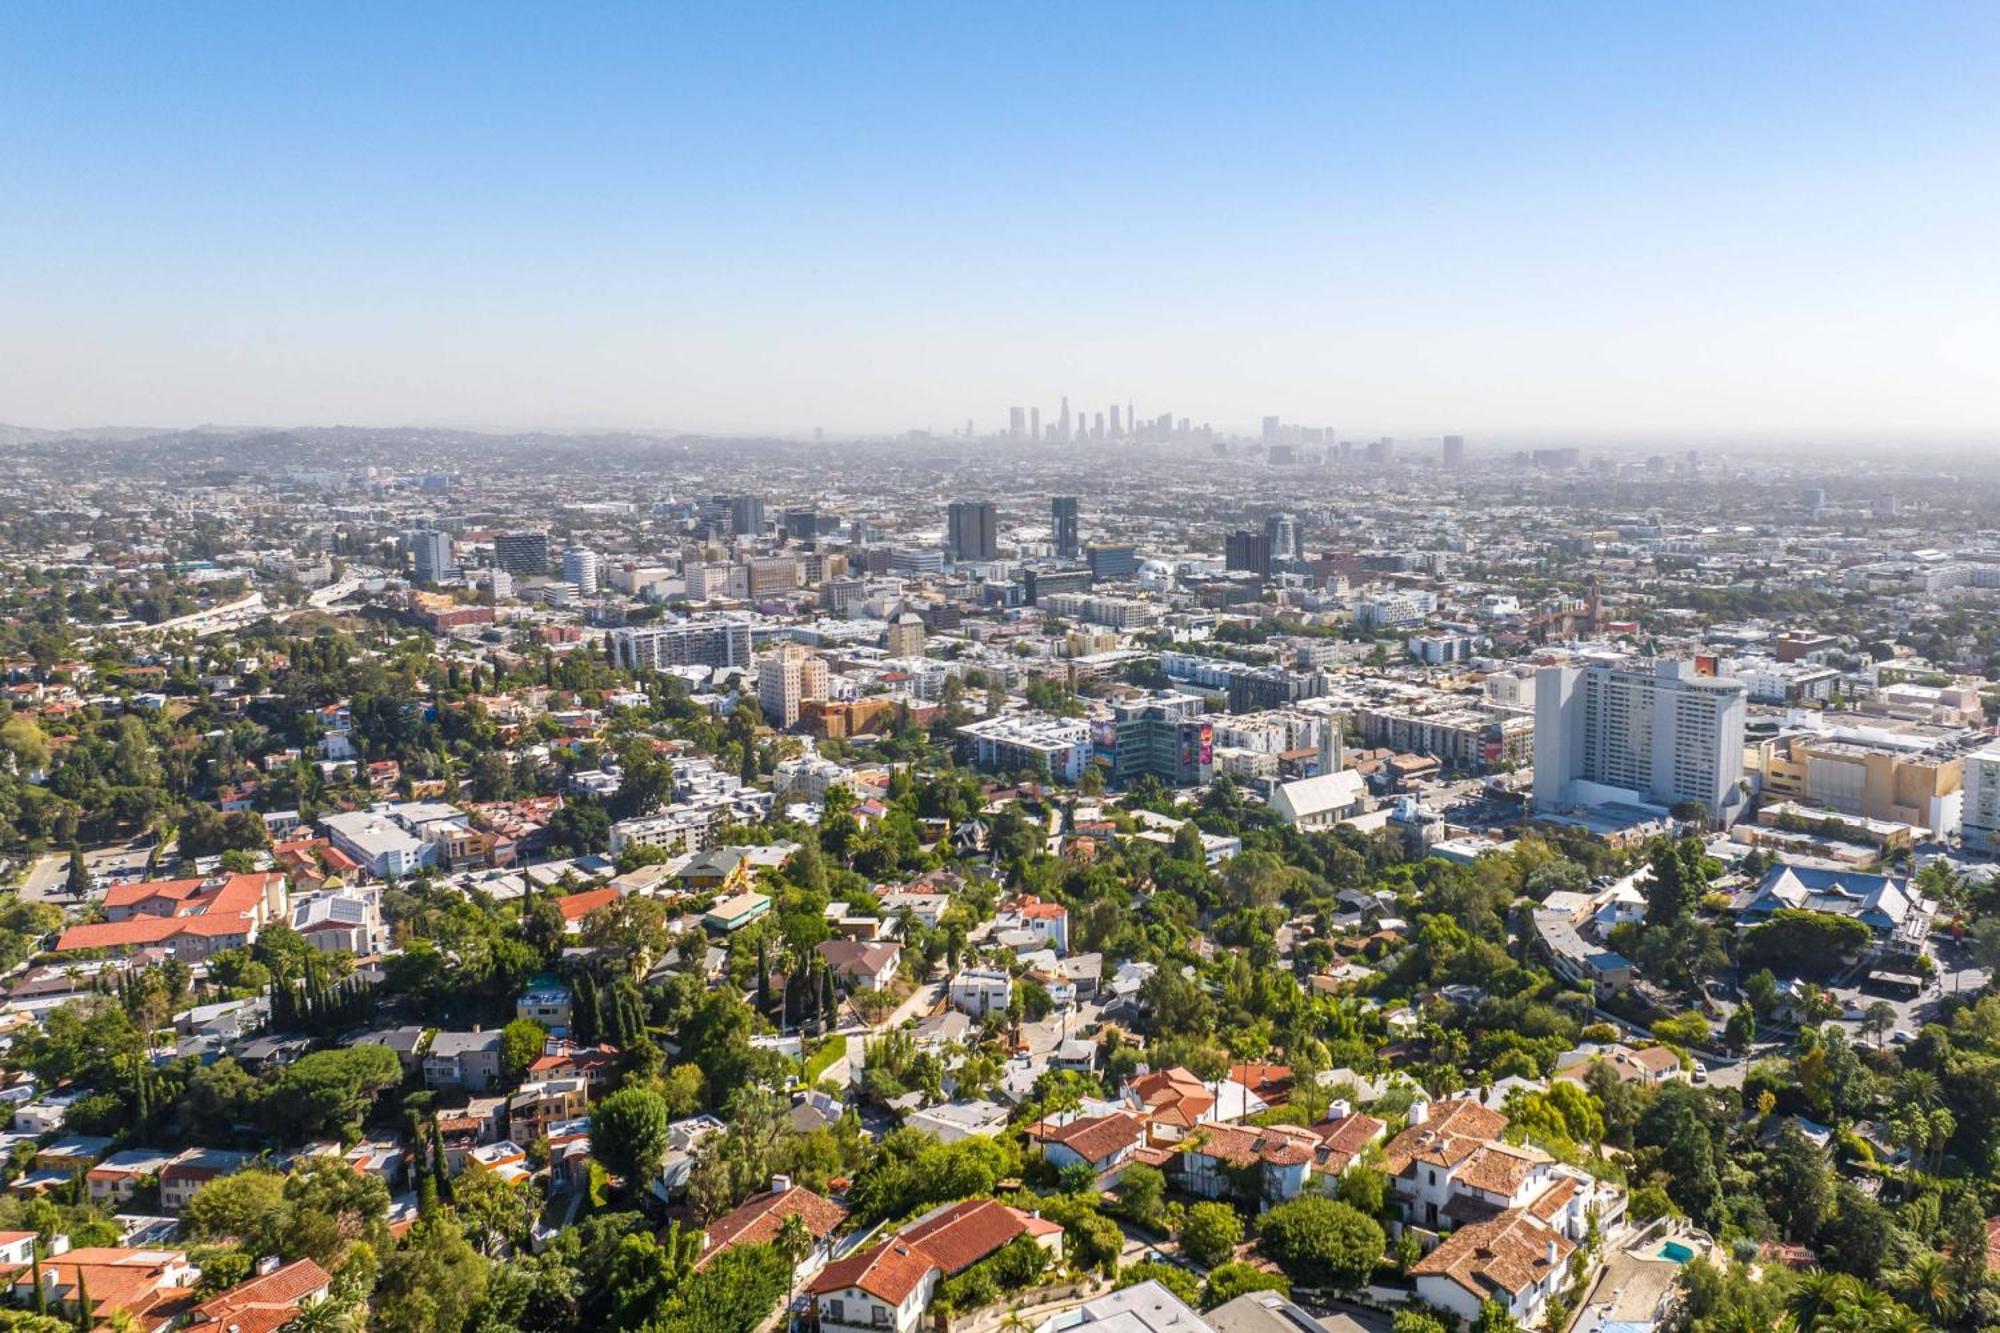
[184,1258,332,1333]
[702,1185,848,1266]
[557,888,621,922]
[1028,1112,1146,1165]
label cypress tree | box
[72,1267,89,1333]
[429,1119,452,1203]
[756,937,771,1012]
[31,1248,45,1314]
[820,964,837,1025]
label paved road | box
[19,853,70,903]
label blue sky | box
[3,3,1997,438]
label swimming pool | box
[1657,1241,1696,1264]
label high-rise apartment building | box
[562,547,601,595]
[882,612,926,659]
[494,530,550,575]
[1962,745,2000,854]
[1109,691,1214,788]
[946,501,998,563]
[1226,528,1273,579]
[610,621,753,671]
[1051,496,1081,559]
[1534,658,1748,827]
[409,530,455,584]
[758,643,828,730]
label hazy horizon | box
[5,3,1998,439]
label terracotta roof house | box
[1176,1123,1320,1205]
[58,872,285,962]
[1124,1067,1216,1135]
[183,1258,333,1333]
[1306,1112,1388,1175]
[809,1199,1062,1333]
[1028,1112,1147,1174]
[1411,1209,1575,1327]
[2,1246,201,1332]
[702,1179,848,1272]
[1227,1062,1295,1106]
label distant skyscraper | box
[1262,415,1281,447]
[1058,396,1072,443]
[1109,405,1122,438]
[1030,407,1040,442]
[1441,435,1466,468]
[494,530,549,575]
[729,495,766,537]
[1226,528,1273,579]
[1366,437,1395,463]
[409,530,455,584]
[1534,658,1747,827]
[562,547,601,595]
[783,508,818,542]
[1263,512,1299,563]
[1092,411,1104,440]
[1009,406,1026,438]
[946,500,998,562]
[1052,496,1081,559]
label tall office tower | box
[729,495,766,538]
[1058,396,1072,442]
[1126,402,1135,439]
[946,501,999,562]
[1365,437,1395,463]
[1051,496,1082,559]
[1262,415,1281,447]
[1963,745,2000,854]
[1030,407,1040,442]
[1441,435,1466,468]
[1263,512,1299,563]
[1009,406,1026,439]
[494,530,550,575]
[758,642,828,730]
[1109,405,1122,439]
[1092,411,1104,440]
[1225,528,1274,579]
[562,546,601,595]
[610,621,753,671]
[783,508,818,542]
[409,530,455,584]
[1533,657,1748,828]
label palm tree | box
[775,1212,813,1311]
[1889,1253,1956,1324]
[288,1297,362,1333]
[1898,1070,1941,1111]
[1787,1269,1856,1332]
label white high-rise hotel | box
[1534,657,1748,827]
